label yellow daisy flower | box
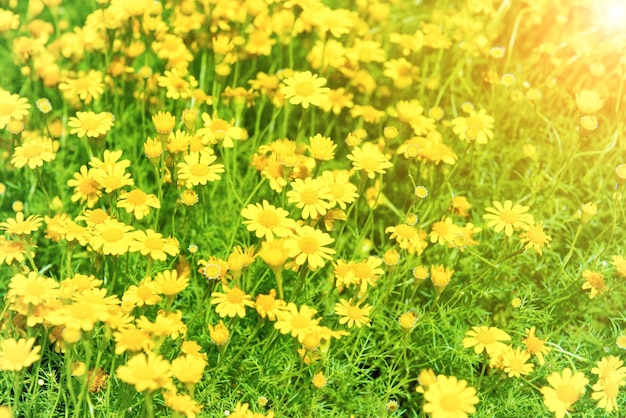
[117,188,161,220]
[334,299,372,328]
[274,302,320,343]
[0,89,30,128]
[451,109,495,144]
[347,142,393,179]
[0,337,41,371]
[463,325,511,355]
[11,136,57,169]
[115,352,172,393]
[241,200,296,241]
[286,177,333,220]
[423,375,479,418]
[89,219,134,256]
[540,368,589,418]
[483,200,533,237]
[68,111,114,138]
[284,225,335,270]
[67,165,102,207]
[0,212,43,235]
[129,229,179,261]
[177,151,225,187]
[210,285,255,318]
[280,70,330,108]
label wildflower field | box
[1,0,626,416]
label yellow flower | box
[540,368,589,418]
[0,337,41,371]
[284,225,336,270]
[385,223,428,255]
[89,219,134,256]
[122,278,162,308]
[483,200,533,237]
[115,352,172,393]
[576,90,604,114]
[153,269,189,297]
[274,303,320,343]
[177,151,225,187]
[398,312,418,331]
[0,89,31,128]
[286,177,333,220]
[210,285,255,318]
[68,112,114,138]
[591,377,622,413]
[113,326,153,355]
[591,355,626,382]
[312,371,326,388]
[157,69,198,100]
[582,270,607,299]
[67,165,102,207]
[171,354,207,385]
[423,375,479,418]
[281,71,330,108]
[0,212,42,235]
[611,255,626,278]
[58,70,104,104]
[347,142,393,179]
[501,346,534,378]
[308,134,336,161]
[241,200,296,241]
[152,111,176,136]
[519,222,552,255]
[208,320,230,345]
[579,201,597,224]
[129,229,179,261]
[451,109,495,144]
[11,136,57,169]
[163,391,203,417]
[334,299,372,328]
[255,289,286,321]
[463,325,511,355]
[116,188,161,220]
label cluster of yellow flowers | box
[0,0,625,416]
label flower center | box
[345,305,362,320]
[476,330,496,344]
[0,102,16,115]
[143,236,163,250]
[509,358,524,372]
[190,163,209,177]
[80,178,99,195]
[70,302,94,320]
[74,78,93,92]
[25,282,46,298]
[395,224,416,238]
[226,287,245,303]
[125,190,147,206]
[290,314,309,329]
[137,285,154,300]
[300,188,319,205]
[298,236,319,254]
[22,143,43,159]
[257,210,280,228]
[81,118,101,132]
[102,227,124,242]
[294,81,315,97]
[360,156,379,171]
[556,384,579,405]
[499,209,518,224]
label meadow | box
[0,0,625,416]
